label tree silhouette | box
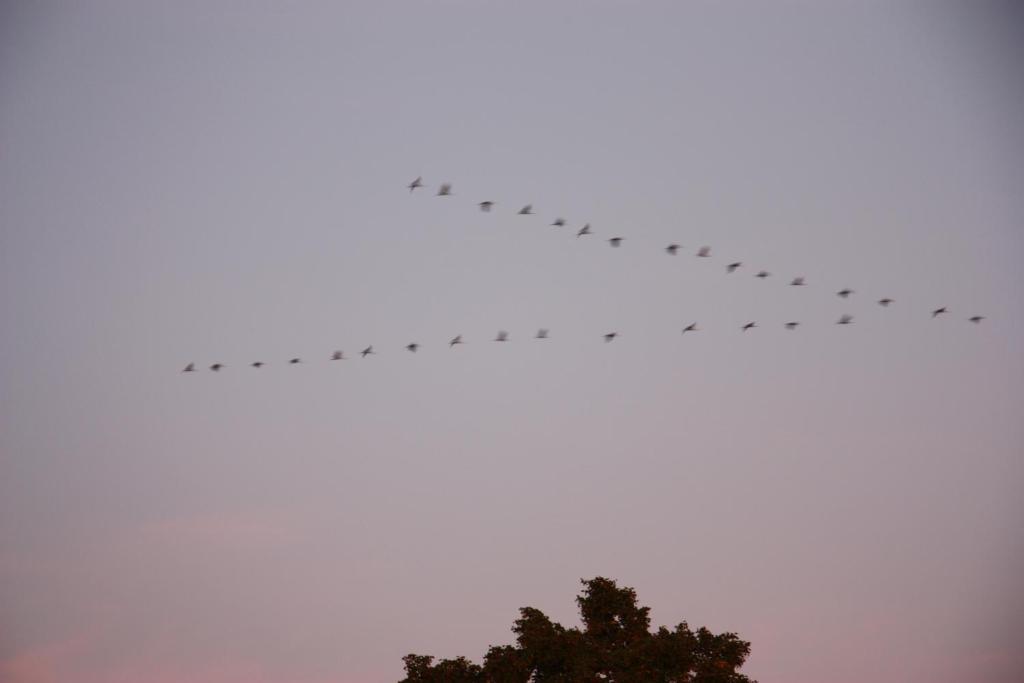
[399,577,755,683]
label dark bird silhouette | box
[742,322,757,331]
[408,176,423,192]
[494,330,509,342]
[577,224,592,238]
[361,346,374,358]
[536,328,549,339]
[210,363,224,371]
[665,244,680,255]
[331,351,344,361]
[608,237,623,247]
[251,361,265,368]
[406,343,419,352]
[837,315,853,325]
[518,204,533,215]
[755,270,770,278]
[785,322,800,330]
[932,307,948,318]
[182,363,195,372]
[436,183,452,197]
[479,201,494,212]
[837,289,854,298]
[726,262,742,273]
[878,298,894,307]
[603,332,617,342]
[289,358,301,364]
[969,316,985,324]
[697,246,711,258]
[682,323,698,334]
[790,277,806,286]
[449,335,463,347]
[551,218,566,227]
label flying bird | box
[182,363,195,372]
[408,176,423,192]
[878,298,894,307]
[785,322,799,330]
[837,289,854,298]
[837,315,853,325]
[479,201,494,212]
[406,343,419,352]
[331,351,344,361]
[726,262,742,273]
[494,330,509,342]
[577,224,592,237]
[437,183,452,196]
[682,323,698,334]
[932,307,948,318]
[604,332,618,343]
[608,237,623,247]
[551,218,566,227]
[755,270,770,278]
[790,277,806,286]
[289,358,301,364]
[361,346,374,358]
[449,335,463,347]
[518,204,533,215]
[697,246,711,258]
[665,244,680,255]
[536,329,549,339]
[210,363,224,371]
[968,316,985,324]
[742,322,757,331]
[251,361,264,368]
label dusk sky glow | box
[1,2,1022,682]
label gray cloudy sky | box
[1,2,1022,682]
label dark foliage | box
[398,577,755,683]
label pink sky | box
[1,2,1022,682]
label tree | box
[398,577,755,683]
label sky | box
[1,1,1022,682]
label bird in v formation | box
[181,178,991,374]
[408,177,980,324]
[184,302,986,373]
[179,170,994,375]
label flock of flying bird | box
[180,176,987,373]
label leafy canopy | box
[399,577,755,683]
